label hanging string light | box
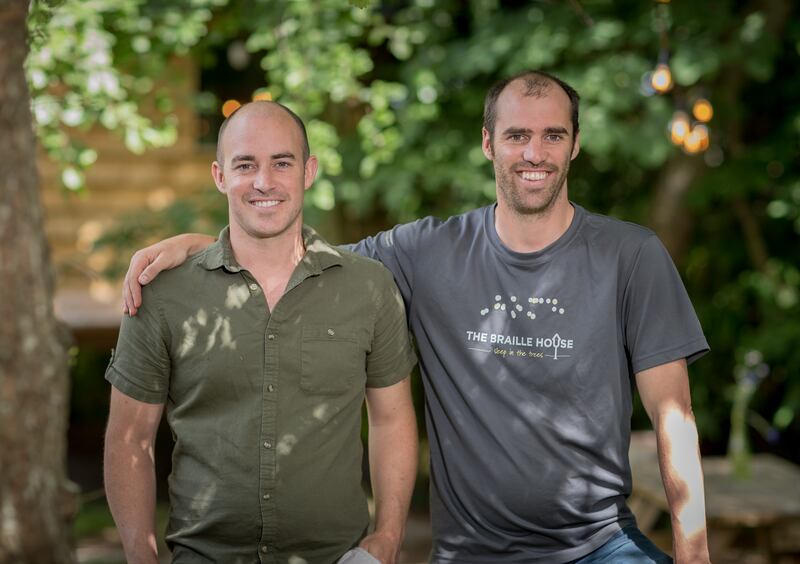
[651,63,673,94]
[669,111,691,145]
[692,98,714,122]
[646,0,714,156]
[683,124,710,154]
[221,99,241,117]
[649,0,673,94]
[252,90,272,102]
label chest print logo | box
[480,294,566,320]
[542,333,572,359]
[466,292,575,361]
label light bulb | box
[252,91,273,102]
[651,64,673,93]
[669,111,691,145]
[222,99,241,118]
[692,98,713,122]
[683,124,709,154]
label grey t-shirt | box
[351,203,708,563]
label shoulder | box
[579,207,660,256]
[139,252,208,303]
[335,247,398,285]
[390,206,489,246]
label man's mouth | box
[250,200,281,208]
[519,171,549,181]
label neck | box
[229,223,306,277]
[494,197,575,254]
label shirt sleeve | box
[623,234,709,374]
[105,286,171,404]
[364,267,418,388]
[345,221,423,306]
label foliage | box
[29,0,800,458]
[27,0,225,190]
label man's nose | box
[522,138,545,164]
[252,168,273,191]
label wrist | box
[673,532,710,564]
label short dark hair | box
[483,70,580,140]
[216,101,311,165]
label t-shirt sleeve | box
[345,221,421,305]
[105,287,170,404]
[623,234,709,374]
[364,268,418,388]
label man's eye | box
[235,163,254,170]
[545,134,564,142]
[275,161,291,168]
[508,134,526,142]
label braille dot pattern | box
[480,293,566,319]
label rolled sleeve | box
[365,269,417,388]
[105,287,170,404]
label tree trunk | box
[649,152,705,265]
[0,1,75,562]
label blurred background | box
[6,0,800,562]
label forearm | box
[654,409,710,563]
[177,233,216,256]
[104,440,159,563]
[368,410,418,545]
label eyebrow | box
[501,126,570,136]
[502,127,532,136]
[271,152,296,160]
[230,152,298,164]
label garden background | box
[2,0,799,562]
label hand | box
[358,530,402,564]
[674,533,711,564]
[122,234,213,315]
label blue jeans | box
[571,526,673,563]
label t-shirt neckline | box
[485,202,585,267]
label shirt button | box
[261,545,268,553]
[263,493,270,500]
[267,384,275,392]
[267,334,275,340]
[263,441,272,449]
[249,283,259,291]
[327,328,335,336]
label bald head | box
[484,70,580,141]
[216,101,310,166]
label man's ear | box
[570,132,581,161]
[481,127,494,161]
[303,155,319,190]
[211,161,225,193]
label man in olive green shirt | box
[103,102,418,564]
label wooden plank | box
[629,431,800,529]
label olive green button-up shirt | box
[106,226,416,564]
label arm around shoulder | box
[123,232,216,316]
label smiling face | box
[212,103,318,243]
[482,79,580,217]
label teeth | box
[521,171,548,181]
[252,200,280,208]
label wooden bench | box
[628,431,800,562]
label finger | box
[125,252,149,314]
[137,255,169,286]
[124,275,137,316]
[131,269,143,310]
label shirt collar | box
[197,225,343,273]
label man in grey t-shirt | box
[123,71,711,563]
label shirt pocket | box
[300,325,365,395]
